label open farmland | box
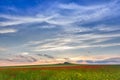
[0,64,120,80]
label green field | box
[0,64,120,80]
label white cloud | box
[75,43,120,49]
[0,47,7,51]
[61,24,120,35]
[0,0,119,27]
[21,52,29,55]
[0,15,55,27]
[26,33,120,51]
[0,29,17,34]
[57,1,120,24]
[93,25,120,31]
[59,2,106,10]
[0,0,120,66]
[39,25,56,29]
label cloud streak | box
[0,54,37,63]
[0,28,17,34]
[0,0,120,65]
[0,0,120,27]
[77,57,120,64]
[36,54,55,59]
[25,31,120,51]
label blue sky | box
[0,0,120,66]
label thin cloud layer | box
[0,47,7,51]
[77,57,120,64]
[0,0,120,65]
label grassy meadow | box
[0,64,120,80]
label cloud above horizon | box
[0,0,120,66]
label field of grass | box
[0,64,120,80]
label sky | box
[0,0,120,66]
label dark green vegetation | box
[0,64,120,80]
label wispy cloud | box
[0,55,119,66]
[0,0,120,65]
[0,14,55,27]
[0,0,119,27]
[33,42,120,51]
[0,54,37,63]
[25,32,120,51]
[36,54,55,59]
[0,28,17,34]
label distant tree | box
[63,62,71,64]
